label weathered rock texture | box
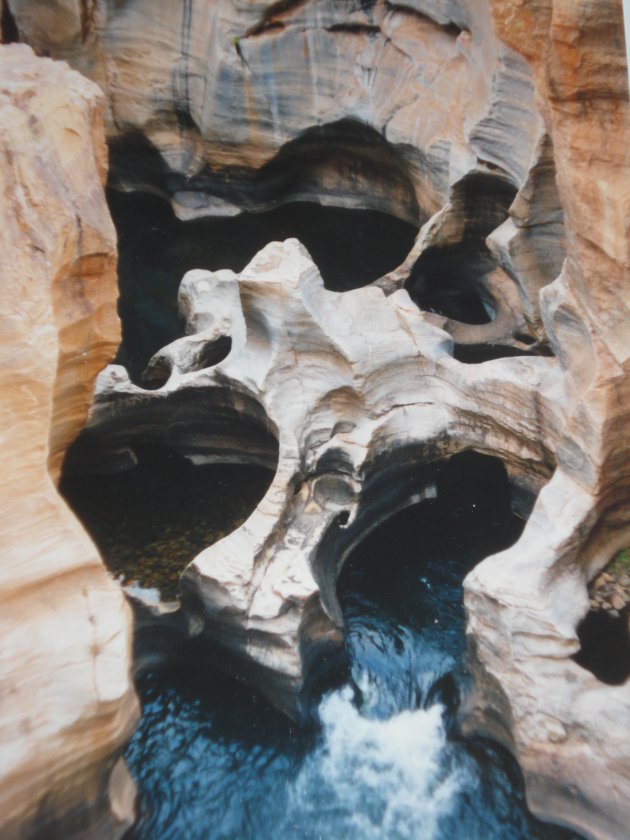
[462,4,630,840]
[3,0,539,214]
[0,44,137,839]
[5,0,565,350]
[5,2,630,840]
[70,238,560,717]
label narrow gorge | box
[0,1,629,839]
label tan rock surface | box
[72,238,561,720]
[462,2,630,839]
[5,2,630,839]
[0,44,137,839]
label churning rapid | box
[124,454,578,840]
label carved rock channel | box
[68,237,560,720]
[1,1,629,839]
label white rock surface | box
[76,238,562,720]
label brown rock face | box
[4,0,542,216]
[3,3,629,840]
[463,3,630,840]
[0,44,137,839]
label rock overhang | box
[3,1,629,837]
[68,238,563,722]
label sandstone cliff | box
[462,3,630,839]
[2,3,629,840]
[4,0,568,351]
[0,44,137,839]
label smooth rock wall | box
[3,3,629,839]
[463,2,630,839]
[5,0,542,222]
[6,0,566,352]
[0,44,137,839]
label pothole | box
[405,243,496,325]
[122,451,574,840]
[337,451,526,678]
[61,444,275,601]
[110,191,418,383]
[401,172,541,362]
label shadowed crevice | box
[574,609,630,685]
[109,190,417,383]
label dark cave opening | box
[310,450,531,710]
[336,451,526,690]
[405,243,497,325]
[108,119,422,227]
[108,190,418,384]
[141,335,233,390]
[254,118,422,225]
[573,608,630,685]
[1,1,19,44]
[61,443,275,601]
[450,173,517,240]
[404,173,518,330]
[60,385,279,602]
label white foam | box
[286,687,462,839]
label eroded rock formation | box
[5,0,564,353]
[68,237,561,722]
[462,3,630,839]
[0,44,137,839]
[3,1,539,213]
[2,2,629,839]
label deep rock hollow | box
[1,1,629,839]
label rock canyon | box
[0,1,628,838]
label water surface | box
[125,455,579,839]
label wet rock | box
[72,237,562,725]
[1,3,628,840]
